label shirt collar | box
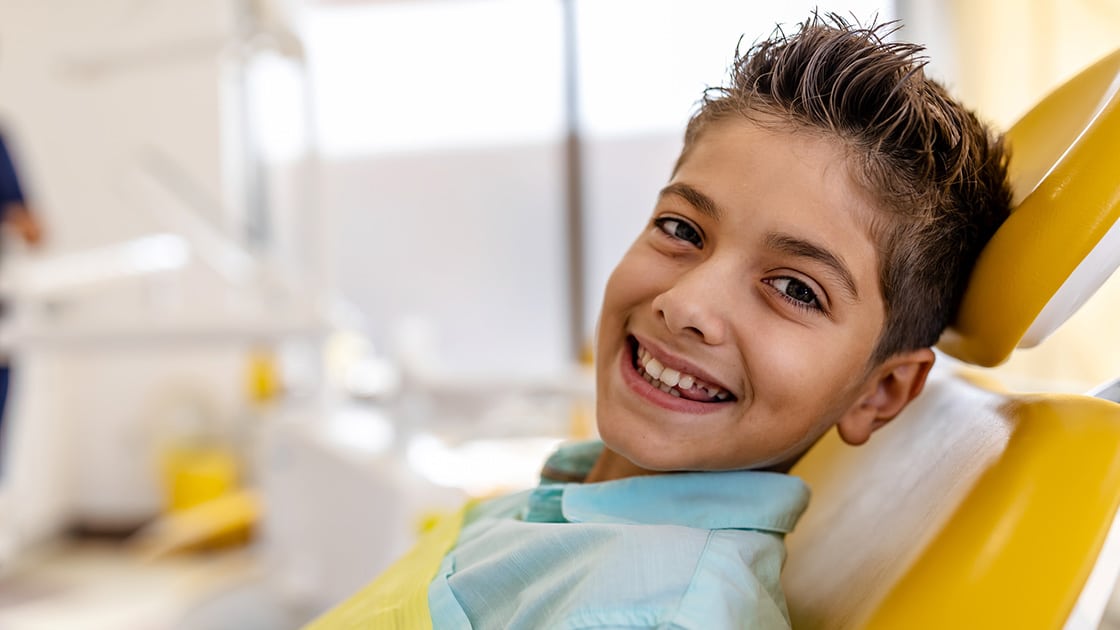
[527,441,810,533]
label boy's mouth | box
[629,337,735,403]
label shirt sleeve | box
[0,133,27,207]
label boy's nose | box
[650,265,731,346]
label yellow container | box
[160,444,239,513]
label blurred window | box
[307,0,565,157]
[296,0,892,373]
[305,0,892,155]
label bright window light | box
[305,0,565,157]
[300,0,891,155]
[575,0,894,137]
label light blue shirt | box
[428,441,810,629]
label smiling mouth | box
[628,337,735,403]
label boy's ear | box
[836,348,935,446]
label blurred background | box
[0,0,1117,628]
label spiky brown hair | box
[676,13,1012,363]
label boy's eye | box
[768,277,823,311]
[654,217,703,248]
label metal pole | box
[561,0,586,362]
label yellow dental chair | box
[784,48,1120,629]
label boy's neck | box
[584,447,658,483]
[583,447,801,483]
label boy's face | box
[595,118,891,473]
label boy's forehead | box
[671,119,885,233]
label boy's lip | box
[627,334,737,398]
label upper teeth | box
[637,346,730,401]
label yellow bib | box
[303,505,469,630]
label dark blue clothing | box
[0,365,8,468]
[0,132,22,460]
[0,133,25,208]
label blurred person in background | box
[0,127,44,474]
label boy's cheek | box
[603,257,657,308]
[610,249,683,295]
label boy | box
[310,13,1011,629]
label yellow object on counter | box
[131,489,260,559]
[161,445,239,513]
[246,345,283,404]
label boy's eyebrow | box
[765,233,860,303]
[659,183,722,220]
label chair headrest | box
[939,49,1120,367]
